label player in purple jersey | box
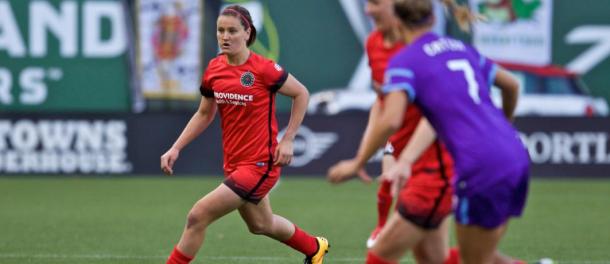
[328,0,529,263]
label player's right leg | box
[226,164,328,263]
[238,195,295,240]
[167,184,245,264]
[238,190,329,263]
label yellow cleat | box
[304,237,330,264]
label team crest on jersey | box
[240,71,255,87]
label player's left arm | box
[275,74,309,166]
[477,51,520,121]
[494,67,520,121]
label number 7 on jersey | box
[447,59,481,104]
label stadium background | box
[1,0,610,263]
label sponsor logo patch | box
[240,71,255,87]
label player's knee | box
[186,208,211,230]
[246,220,271,235]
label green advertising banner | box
[552,0,610,102]
[465,0,610,106]
[0,0,131,112]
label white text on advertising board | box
[0,119,132,174]
[0,0,127,106]
[520,132,610,164]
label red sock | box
[166,246,193,264]
[282,225,318,256]
[366,251,397,264]
[377,179,393,227]
[443,247,460,264]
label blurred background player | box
[358,3,457,264]
[328,0,530,263]
[360,0,406,247]
[160,5,328,264]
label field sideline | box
[1,177,609,264]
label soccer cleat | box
[366,226,382,249]
[304,237,330,264]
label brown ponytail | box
[221,5,257,46]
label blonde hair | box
[441,0,481,32]
[394,0,482,32]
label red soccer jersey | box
[367,30,404,85]
[201,52,288,173]
[366,30,453,172]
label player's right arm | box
[354,99,383,183]
[161,96,217,175]
[327,91,406,184]
[382,118,436,195]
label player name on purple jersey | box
[423,38,466,56]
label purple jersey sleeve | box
[381,59,416,102]
[474,49,498,88]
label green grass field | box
[1,177,609,264]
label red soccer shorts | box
[223,164,281,204]
[396,168,453,229]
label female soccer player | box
[361,0,408,247]
[328,0,528,263]
[358,1,456,264]
[160,5,328,264]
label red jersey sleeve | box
[261,59,288,93]
[200,61,214,98]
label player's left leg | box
[238,195,329,263]
[238,195,297,241]
[167,184,246,264]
